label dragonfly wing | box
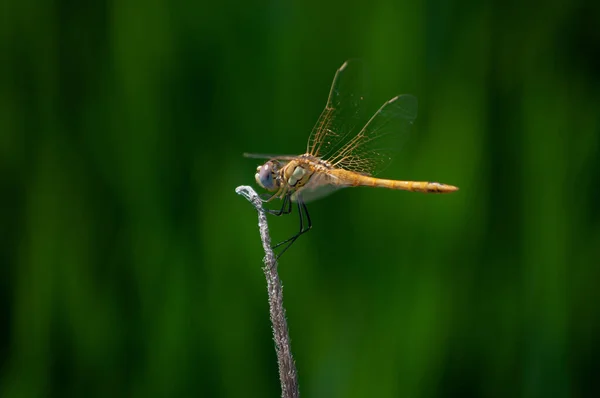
[306,59,366,160]
[326,94,418,176]
[292,172,347,203]
[243,153,297,161]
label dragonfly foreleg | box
[260,192,278,202]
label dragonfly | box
[245,60,458,257]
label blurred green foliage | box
[1,0,599,397]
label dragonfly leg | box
[259,192,277,202]
[266,193,292,216]
[273,198,312,259]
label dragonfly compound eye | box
[255,162,278,191]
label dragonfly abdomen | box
[367,177,458,193]
[332,170,458,193]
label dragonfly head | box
[255,161,282,192]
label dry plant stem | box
[235,185,300,398]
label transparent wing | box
[292,172,344,203]
[243,152,297,161]
[326,94,418,176]
[306,59,366,159]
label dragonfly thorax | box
[282,160,314,191]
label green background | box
[2,0,599,397]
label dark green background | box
[2,0,599,397]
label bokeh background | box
[2,0,599,397]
